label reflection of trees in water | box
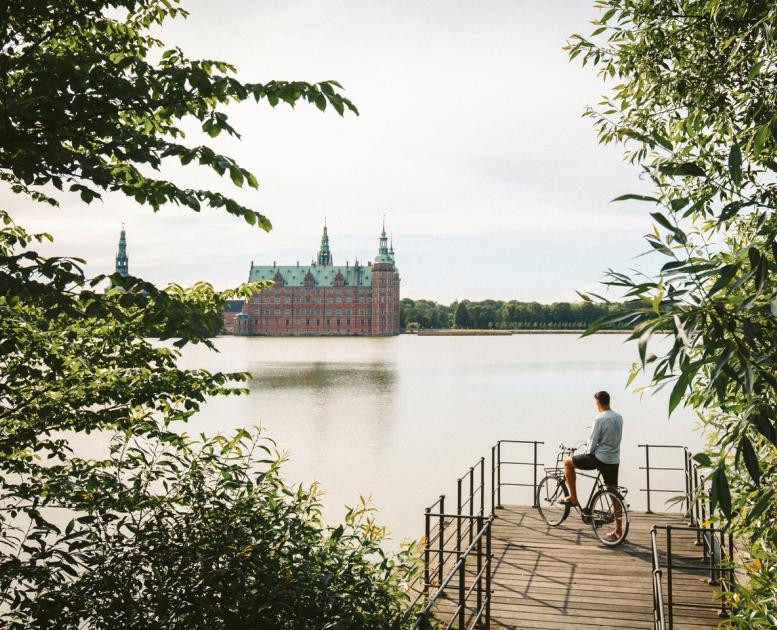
[247,362,396,392]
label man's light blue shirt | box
[586,409,623,465]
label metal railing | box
[650,527,667,630]
[491,440,543,510]
[638,444,691,514]
[413,514,494,630]
[424,457,486,590]
[650,524,734,629]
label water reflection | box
[248,362,396,393]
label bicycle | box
[535,443,630,546]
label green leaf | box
[754,125,769,154]
[611,194,660,203]
[728,144,742,186]
[750,413,776,444]
[668,371,689,415]
[712,465,732,519]
[707,264,738,296]
[739,436,760,485]
[692,452,712,467]
[229,167,244,187]
[659,162,706,177]
[650,212,675,231]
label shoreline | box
[409,329,627,336]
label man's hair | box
[594,391,611,406]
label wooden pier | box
[491,506,723,629]
[414,442,732,629]
[433,506,724,629]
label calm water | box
[178,334,703,545]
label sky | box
[9,1,658,303]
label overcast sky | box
[10,1,656,303]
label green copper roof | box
[115,225,128,276]
[248,264,373,287]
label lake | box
[178,334,703,545]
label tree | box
[568,1,777,622]
[454,301,473,328]
[0,1,418,626]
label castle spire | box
[317,219,332,266]
[115,224,129,276]
[374,218,392,264]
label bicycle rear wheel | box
[536,475,570,526]
[589,487,630,546]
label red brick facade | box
[229,226,400,336]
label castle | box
[228,222,400,336]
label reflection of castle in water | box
[247,362,396,393]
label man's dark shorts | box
[572,453,619,487]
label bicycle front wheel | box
[536,475,570,527]
[589,487,630,546]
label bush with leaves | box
[1,1,420,627]
[568,1,777,625]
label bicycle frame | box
[544,446,629,518]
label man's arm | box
[586,417,602,455]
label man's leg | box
[563,456,578,504]
[603,465,622,538]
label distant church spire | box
[115,224,129,276]
[317,219,332,266]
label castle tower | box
[115,225,129,276]
[317,220,332,266]
[371,219,400,335]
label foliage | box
[568,0,777,623]
[1,0,357,227]
[0,1,420,627]
[400,298,632,330]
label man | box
[561,391,624,540]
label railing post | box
[497,441,502,508]
[667,526,674,630]
[485,519,492,629]
[424,507,430,591]
[684,449,692,523]
[457,478,462,559]
[708,524,718,585]
[490,446,495,513]
[532,441,539,508]
[645,444,653,514]
[480,457,485,517]
[699,476,709,562]
[476,514,483,625]
[458,553,466,630]
[438,495,445,586]
[469,467,474,546]
[693,467,701,546]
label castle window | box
[285,297,291,304]
[274,309,280,316]
[274,297,280,304]
[335,297,342,304]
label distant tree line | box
[400,298,634,330]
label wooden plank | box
[478,506,724,629]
